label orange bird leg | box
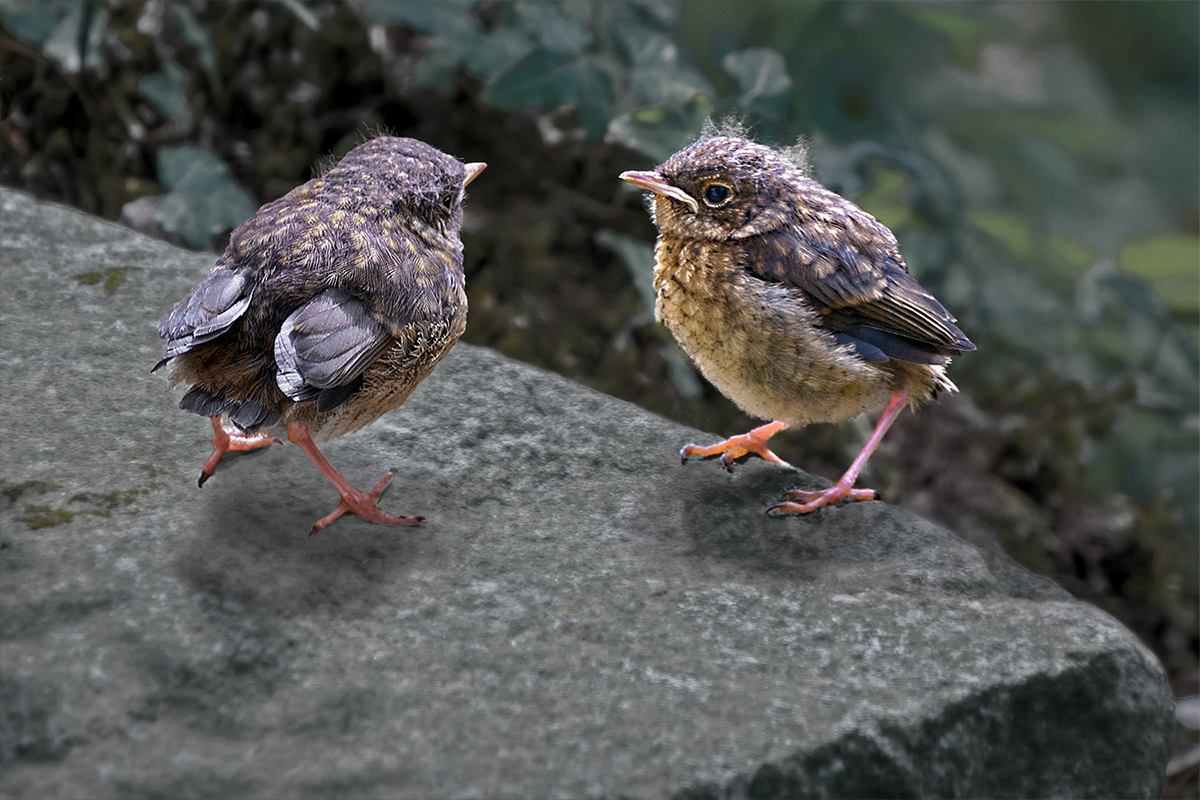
[770,391,909,515]
[680,420,792,473]
[286,422,424,536]
[199,416,281,488]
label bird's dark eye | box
[703,184,731,206]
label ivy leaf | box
[363,0,479,36]
[421,26,536,83]
[410,36,465,94]
[170,1,220,93]
[1119,234,1200,315]
[139,59,194,134]
[621,32,712,110]
[1,0,106,74]
[606,95,714,163]
[485,49,616,138]
[901,6,992,62]
[0,1,59,48]
[154,146,258,249]
[723,47,793,107]
[595,229,657,315]
[595,229,702,399]
[512,3,591,55]
[457,27,536,80]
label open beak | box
[619,170,699,214]
[463,162,487,187]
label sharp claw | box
[677,422,790,473]
[196,418,279,488]
[306,470,424,536]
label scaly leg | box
[287,423,424,536]
[680,420,792,473]
[198,416,281,488]
[770,391,908,515]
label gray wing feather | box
[154,269,251,369]
[274,288,391,402]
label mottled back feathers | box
[155,136,480,439]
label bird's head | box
[620,136,803,242]
[323,136,485,235]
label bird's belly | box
[659,274,891,427]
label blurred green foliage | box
[1,0,1195,688]
[154,144,258,247]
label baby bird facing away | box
[620,136,974,514]
[155,137,485,535]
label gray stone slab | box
[0,188,1176,798]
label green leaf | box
[485,48,616,138]
[621,32,712,110]
[945,110,1122,157]
[411,36,464,94]
[967,210,1034,262]
[722,47,793,105]
[139,59,194,134]
[425,26,536,81]
[854,166,914,231]
[275,0,320,31]
[170,1,220,93]
[1050,234,1092,271]
[461,27,536,79]
[595,229,657,315]
[660,339,704,400]
[512,2,591,55]
[1120,234,1200,314]
[2,0,107,74]
[0,1,59,48]
[38,2,86,73]
[606,95,714,163]
[154,146,258,249]
[363,0,479,36]
[38,1,85,72]
[902,6,991,61]
[593,230,701,400]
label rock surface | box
[0,188,1176,798]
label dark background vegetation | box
[2,0,1196,791]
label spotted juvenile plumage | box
[155,136,485,534]
[620,136,974,514]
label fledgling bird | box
[620,135,974,514]
[154,136,485,535]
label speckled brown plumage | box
[155,136,485,534]
[620,135,974,514]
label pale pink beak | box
[463,162,487,186]
[619,170,699,214]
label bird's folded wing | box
[274,288,392,412]
[749,223,975,363]
[153,267,252,369]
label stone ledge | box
[0,189,1175,798]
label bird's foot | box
[199,417,281,487]
[769,483,878,515]
[680,420,792,473]
[309,471,425,536]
